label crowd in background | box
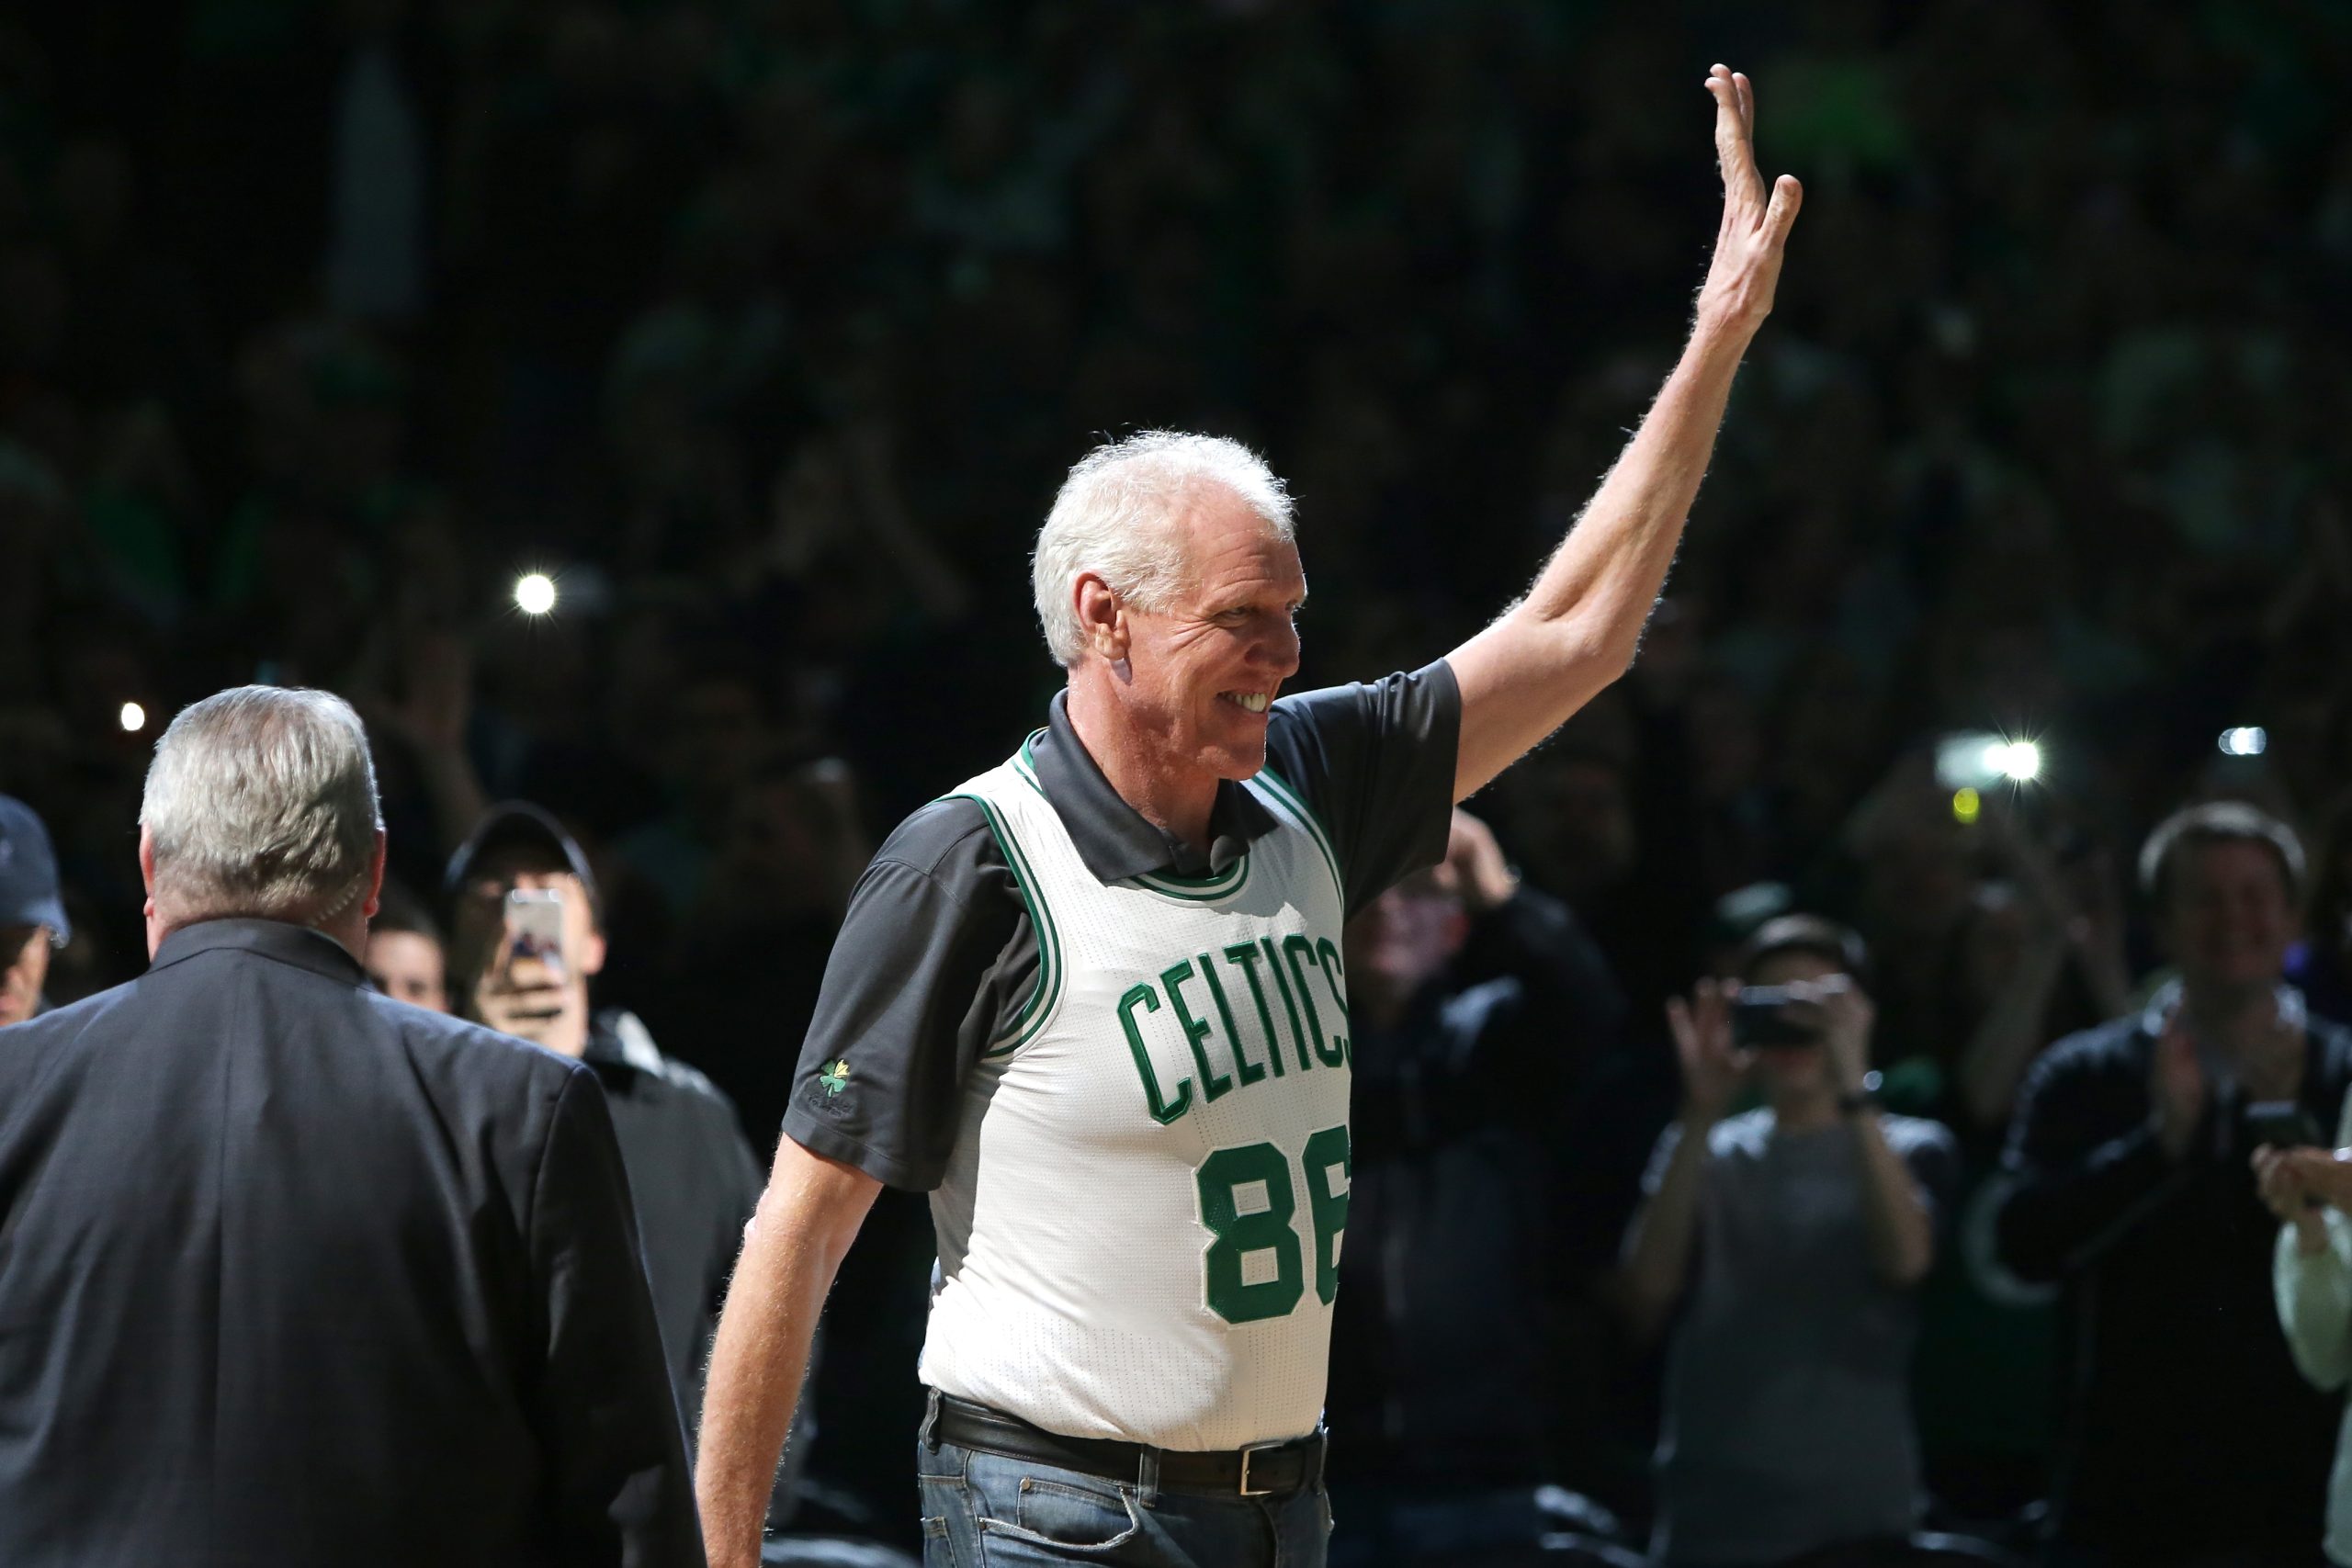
[4,0,2352,1560]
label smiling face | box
[2160,837,2297,998]
[1097,487,1306,782]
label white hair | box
[141,686,383,925]
[1031,430,1295,668]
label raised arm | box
[1448,66,1801,800]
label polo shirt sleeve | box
[1262,660,1462,918]
[779,798,1028,1191]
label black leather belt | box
[922,1390,1326,1497]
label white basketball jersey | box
[917,736,1353,1450]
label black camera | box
[1731,986,1827,1049]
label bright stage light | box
[1992,740,2041,783]
[119,702,146,734]
[2219,727,2267,758]
[514,573,558,615]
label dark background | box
[4,0,2350,1545]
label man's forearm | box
[1850,1112,1934,1286]
[1449,314,1758,799]
[697,1144,877,1568]
[1521,312,1755,648]
[1619,1118,1714,1343]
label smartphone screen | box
[503,888,567,983]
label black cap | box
[444,801,601,926]
[0,795,69,943]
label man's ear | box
[1073,573,1129,663]
[361,832,388,922]
[138,825,157,896]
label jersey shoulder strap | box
[940,733,1066,1057]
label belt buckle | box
[1237,1439,1283,1496]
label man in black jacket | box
[1327,809,1632,1565]
[1997,801,2352,1566]
[0,686,701,1568]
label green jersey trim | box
[1132,857,1251,902]
[1250,765,1344,909]
[944,784,1065,1057]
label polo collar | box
[148,918,368,986]
[1028,690,1280,885]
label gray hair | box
[1031,430,1295,667]
[141,686,384,924]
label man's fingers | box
[1735,71,1755,137]
[1762,174,1804,245]
[1708,65,1759,205]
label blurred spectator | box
[1905,811,2129,1527]
[363,876,448,1012]
[444,801,775,1476]
[1325,809,1630,1566]
[2256,1092,2352,1568]
[1620,916,1956,1567]
[1997,802,2352,1564]
[0,793,69,1025]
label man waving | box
[698,65,1801,1568]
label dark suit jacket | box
[0,919,704,1567]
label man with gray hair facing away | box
[0,686,703,1568]
[698,66,1800,1568]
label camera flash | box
[119,702,146,734]
[514,573,557,615]
[1996,740,2041,783]
[2219,727,2267,758]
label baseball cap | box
[0,795,71,944]
[443,801,602,927]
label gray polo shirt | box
[782,663,1462,1191]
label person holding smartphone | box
[1997,801,2352,1565]
[444,804,798,1506]
[1619,915,1956,1567]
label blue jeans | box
[916,1438,1332,1566]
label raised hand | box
[1668,978,1748,1127]
[2255,1144,2343,1255]
[1815,975,1878,1099]
[1443,808,1521,912]
[1697,64,1803,333]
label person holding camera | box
[1620,916,1956,1567]
[1997,802,2352,1565]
